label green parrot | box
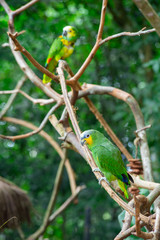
[43,26,78,84]
[80,129,133,199]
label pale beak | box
[81,139,86,146]
[63,30,67,36]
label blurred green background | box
[0,0,160,239]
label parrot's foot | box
[92,167,102,173]
[45,82,52,87]
[98,177,109,185]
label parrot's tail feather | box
[117,180,129,199]
[128,173,134,183]
[121,174,130,186]
[42,74,52,84]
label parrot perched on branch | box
[80,129,134,199]
[42,26,78,84]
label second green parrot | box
[43,26,78,84]
[80,129,133,199]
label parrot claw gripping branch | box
[1,0,160,239]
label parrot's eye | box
[86,134,90,138]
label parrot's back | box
[43,35,76,83]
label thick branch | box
[154,205,160,240]
[57,63,150,225]
[0,0,12,16]
[147,185,160,207]
[49,114,86,159]
[8,32,59,83]
[132,176,159,190]
[60,63,133,161]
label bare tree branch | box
[115,200,134,240]
[133,195,154,239]
[0,103,60,141]
[2,116,77,199]
[12,0,40,17]
[0,75,27,119]
[57,62,151,226]
[27,149,67,240]
[8,32,59,83]
[48,185,86,222]
[0,0,12,16]
[132,176,159,190]
[154,205,160,240]
[27,185,86,240]
[79,83,153,181]
[100,27,156,45]
[97,0,108,40]
[114,222,146,240]
[0,89,54,106]
[61,62,133,161]
[68,0,108,85]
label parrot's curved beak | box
[80,138,86,146]
[63,30,67,36]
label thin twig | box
[0,103,60,141]
[27,185,86,240]
[12,0,39,17]
[100,28,156,45]
[0,75,27,119]
[27,149,67,240]
[67,0,108,84]
[135,124,151,134]
[2,116,77,199]
[49,185,86,223]
[97,0,108,41]
[0,89,54,106]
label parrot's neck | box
[59,36,76,46]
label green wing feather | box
[43,38,63,84]
[91,142,130,198]
[92,145,128,182]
